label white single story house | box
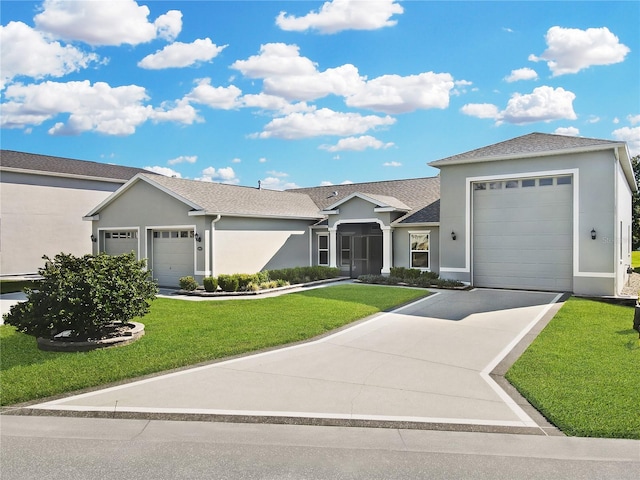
[83,132,636,296]
[0,150,151,276]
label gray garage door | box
[152,230,195,287]
[104,231,138,256]
[472,176,572,292]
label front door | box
[341,234,383,278]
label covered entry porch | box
[328,220,392,278]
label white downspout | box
[210,215,221,277]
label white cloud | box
[276,0,403,34]
[258,158,267,163]
[232,158,242,163]
[500,86,576,124]
[320,135,394,152]
[197,166,239,184]
[259,176,300,190]
[0,21,99,89]
[504,67,538,83]
[1,80,196,134]
[612,126,640,157]
[587,115,601,124]
[152,98,201,124]
[383,161,402,167]
[254,108,396,140]
[463,86,576,125]
[346,72,454,114]
[554,127,580,136]
[138,38,226,69]
[240,93,313,115]
[167,155,197,165]
[266,170,289,178]
[628,114,640,125]
[144,166,182,177]
[460,103,500,119]
[185,78,242,109]
[529,26,630,76]
[232,43,364,102]
[34,0,182,46]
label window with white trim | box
[318,234,329,266]
[105,231,137,239]
[410,232,430,269]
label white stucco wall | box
[1,172,122,275]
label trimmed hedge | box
[358,270,464,289]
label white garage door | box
[152,230,195,287]
[104,231,138,256]
[472,175,572,292]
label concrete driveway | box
[28,288,563,434]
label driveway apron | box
[29,289,562,430]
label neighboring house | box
[84,133,635,296]
[0,150,151,276]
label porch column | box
[381,226,392,275]
[328,227,338,268]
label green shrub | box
[235,273,259,290]
[203,277,218,292]
[266,266,339,284]
[4,252,157,339]
[179,276,199,291]
[218,274,239,292]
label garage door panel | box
[152,231,194,287]
[473,177,572,292]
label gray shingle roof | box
[0,150,150,181]
[289,176,441,224]
[429,132,623,166]
[141,173,324,219]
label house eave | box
[428,143,628,168]
[198,212,324,221]
[391,221,440,227]
[0,166,130,184]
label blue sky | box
[2,0,639,189]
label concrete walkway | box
[26,288,564,434]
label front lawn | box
[632,251,640,269]
[506,297,640,439]
[0,284,427,406]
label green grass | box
[0,284,427,406]
[506,297,640,439]
[632,251,640,269]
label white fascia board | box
[428,143,628,168]
[616,144,637,192]
[0,166,129,185]
[391,221,439,227]
[83,215,100,221]
[374,207,409,213]
[202,212,324,221]
[320,209,339,215]
[187,210,207,216]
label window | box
[318,234,329,266]
[489,182,502,190]
[107,231,136,239]
[505,180,519,188]
[340,236,351,266]
[473,183,487,191]
[539,177,553,186]
[410,232,430,269]
[522,179,536,187]
[557,176,572,185]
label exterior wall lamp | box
[451,231,457,240]
[194,233,202,242]
[90,234,97,243]
[591,228,596,240]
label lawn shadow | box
[617,328,640,350]
[0,330,64,369]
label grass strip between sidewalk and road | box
[0,284,428,406]
[506,297,640,439]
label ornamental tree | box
[4,252,158,339]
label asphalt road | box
[1,416,638,480]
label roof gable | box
[87,173,324,220]
[322,192,410,213]
[429,132,624,166]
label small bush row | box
[358,268,464,289]
[178,266,341,293]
